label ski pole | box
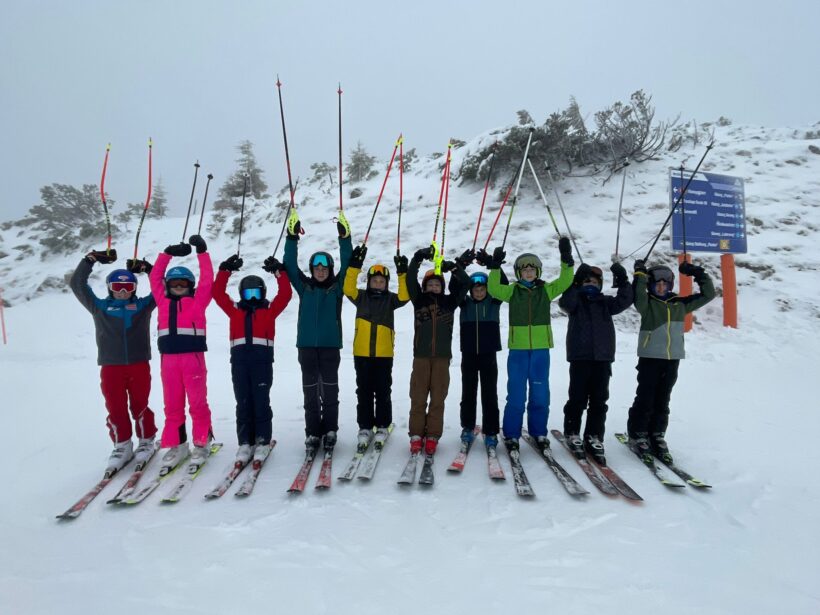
[396,136,404,256]
[432,143,451,244]
[545,162,583,263]
[500,128,535,250]
[472,143,497,252]
[643,140,714,262]
[614,157,629,262]
[132,138,153,259]
[437,144,452,273]
[526,158,561,237]
[196,173,214,235]
[237,173,249,256]
[483,176,515,250]
[272,76,299,258]
[337,83,344,212]
[99,143,113,254]
[679,165,688,256]
[363,133,402,246]
[181,161,200,241]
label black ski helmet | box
[648,265,675,289]
[239,275,267,301]
[308,251,335,278]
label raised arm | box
[269,270,293,318]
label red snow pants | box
[100,362,157,444]
[159,352,213,447]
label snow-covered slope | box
[1,123,819,614]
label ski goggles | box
[109,281,136,293]
[242,288,263,301]
[168,279,191,288]
[470,273,488,286]
[651,269,674,284]
[311,254,329,268]
[368,264,388,277]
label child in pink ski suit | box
[149,235,214,464]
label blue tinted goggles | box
[242,288,262,301]
[470,273,488,286]
[311,254,329,268]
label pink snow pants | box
[159,352,212,447]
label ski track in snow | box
[2,124,820,614]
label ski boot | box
[484,435,498,449]
[373,427,389,449]
[628,433,653,461]
[584,435,606,466]
[565,433,585,459]
[650,432,673,464]
[409,435,423,455]
[106,440,134,473]
[424,437,438,456]
[460,428,476,445]
[305,435,321,452]
[323,431,337,451]
[253,439,273,462]
[357,429,373,453]
[134,437,155,465]
[504,437,520,452]
[535,435,551,455]
[235,444,253,465]
[190,444,210,465]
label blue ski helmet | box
[165,266,196,296]
[105,269,137,297]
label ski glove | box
[287,209,301,238]
[489,246,506,270]
[262,256,284,274]
[455,249,475,270]
[394,254,408,274]
[336,211,351,239]
[679,261,705,280]
[164,243,192,257]
[413,247,434,263]
[126,258,153,274]
[610,262,628,286]
[474,248,490,267]
[633,259,648,275]
[349,245,367,269]
[440,260,457,273]
[189,235,207,254]
[559,236,574,267]
[84,249,117,265]
[219,254,243,272]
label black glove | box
[490,246,506,269]
[440,260,456,273]
[394,254,408,274]
[84,249,117,265]
[679,261,705,280]
[349,245,367,269]
[474,248,490,267]
[634,259,648,275]
[455,249,475,270]
[558,236,574,267]
[219,254,243,272]
[413,247,434,263]
[126,258,152,274]
[573,263,593,285]
[610,262,628,286]
[188,234,207,254]
[262,256,284,274]
[164,243,192,257]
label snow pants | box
[460,352,500,436]
[99,362,157,444]
[354,356,394,430]
[298,347,340,438]
[503,349,550,439]
[159,352,212,447]
[408,357,451,439]
[562,360,612,439]
[231,361,273,446]
[627,357,680,437]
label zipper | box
[665,303,672,359]
[527,289,533,349]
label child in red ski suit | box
[149,235,214,465]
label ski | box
[447,425,481,473]
[614,433,686,489]
[122,449,192,505]
[204,459,249,500]
[161,442,223,504]
[287,445,319,493]
[106,442,160,504]
[315,448,334,490]
[485,437,506,481]
[338,429,374,481]
[358,423,394,481]
[522,432,589,497]
[397,453,420,485]
[655,456,712,489]
[418,453,435,485]
[504,441,534,497]
[235,441,276,497]
[551,429,618,496]
[57,464,127,520]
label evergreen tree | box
[217,140,269,201]
[345,142,377,183]
[148,177,169,218]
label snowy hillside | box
[1,122,819,614]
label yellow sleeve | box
[344,266,360,301]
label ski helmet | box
[165,266,196,296]
[106,269,137,296]
[647,265,675,297]
[239,275,267,301]
[422,269,445,292]
[309,252,335,277]
[469,271,489,287]
[367,264,390,286]
[514,253,542,279]
[582,266,604,287]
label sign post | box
[670,170,746,329]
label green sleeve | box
[488,268,514,303]
[545,262,574,300]
[633,273,649,316]
[683,274,716,314]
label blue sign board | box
[669,170,747,254]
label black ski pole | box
[272,76,298,258]
[679,165,688,256]
[132,138,153,260]
[237,173,249,256]
[614,157,629,262]
[196,173,214,235]
[181,161,200,241]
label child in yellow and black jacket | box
[344,245,410,450]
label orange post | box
[677,254,693,332]
[721,253,738,328]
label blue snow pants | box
[503,349,550,439]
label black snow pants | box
[562,360,612,439]
[298,347,341,437]
[354,356,394,430]
[459,352,500,436]
[627,357,680,437]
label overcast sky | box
[2,0,818,223]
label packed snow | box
[1,123,819,614]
